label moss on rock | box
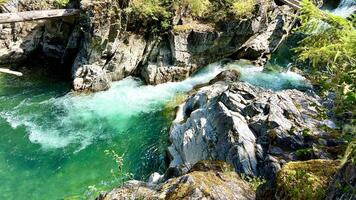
[161,170,255,200]
[275,159,340,200]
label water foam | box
[0,61,308,151]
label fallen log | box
[0,9,80,24]
[0,68,23,76]
[279,0,301,9]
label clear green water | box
[0,61,308,200]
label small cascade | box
[332,0,356,17]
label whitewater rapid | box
[0,61,307,151]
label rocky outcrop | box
[97,161,255,200]
[168,70,334,179]
[234,3,297,65]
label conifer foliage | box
[295,0,356,119]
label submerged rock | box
[168,78,331,179]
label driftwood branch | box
[0,9,80,24]
[0,68,23,76]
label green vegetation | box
[231,0,256,18]
[127,0,257,34]
[276,159,340,200]
[295,0,356,121]
[295,148,313,160]
[0,0,7,5]
[104,149,133,185]
[127,0,172,34]
[240,174,266,190]
[206,0,257,21]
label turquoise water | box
[0,61,308,200]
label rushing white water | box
[0,63,223,151]
[225,61,308,90]
[332,0,356,18]
[0,61,308,151]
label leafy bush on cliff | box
[127,0,172,34]
[295,0,356,122]
[129,0,257,34]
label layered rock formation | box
[167,70,334,180]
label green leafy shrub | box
[207,0,257,21]
[294,0,356,120]
[127,0,172,34]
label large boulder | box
[168,78,334,179]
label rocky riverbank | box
[1,0,354,199]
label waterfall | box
[332,0,356,18]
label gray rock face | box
[1,0,297,92]
[0,22,43,64]
[235,4,297,65]
[168,78,329,178]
